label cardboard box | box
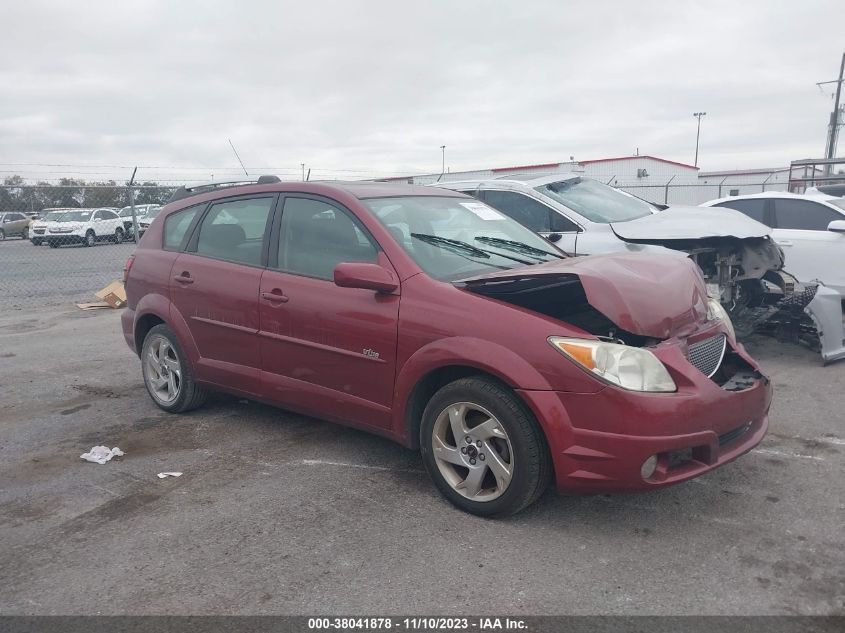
[93,281,127,309]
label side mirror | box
[827,220,845,233]
[334,262,399,293]
[546,233,562,243]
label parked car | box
[0,212,31,240]
[44,208,124,247]
[118,204,161,236]
[701,191,845,296]
[122,178,770,517]
[29,208,74,245]
[434,176,787,322]
[136,206,164,237]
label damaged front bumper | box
[805,284,845,365]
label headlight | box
[548,337,676,392]
[706,297,735,341]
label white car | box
[701,191,845,295]
[44,208,125,248]
[29,209,74,245]
[435,175,786,313]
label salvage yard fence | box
[0,179,785,311]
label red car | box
[122,178,771,516]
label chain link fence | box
[1,184,175,310]
[0,178,788,312]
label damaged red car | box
[122,179,772,516]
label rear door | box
[770,198,845,293]
[258,194,400,429]
[169,194,276,394]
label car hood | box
[610,205,771,241]
[458,252,708,339]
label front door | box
[169,195,276,394]
[258,195,400,429]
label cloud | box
[1,0,843,182]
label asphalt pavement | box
[0,305,842,615]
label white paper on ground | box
[80,446,125,464]
[157,472,183,478]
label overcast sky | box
[1,0,843,183]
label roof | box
[578,155,699,170]
[699,167,790,177]
[701,191,842,206]
[432,173,581,191]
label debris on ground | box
[80,446,125,464]
[157,472,183,478]
[75,280,127,310]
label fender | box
[133,292,201,367]
[391,336,555,441]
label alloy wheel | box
[144,336,182,403]
[431,402,514,502]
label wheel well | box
[134,313,165,356]
[404,366,510,450]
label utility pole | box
[693,112,706,167]
[820,52,845,176]
[301,163,305,181]
[440,145,446,174]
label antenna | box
[228,139,249,176]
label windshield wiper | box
[474,236,564,260]
[411,233,535,266]
[411,233,491,258]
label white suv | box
[45,208,124,248]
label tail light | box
[123,254,135,284]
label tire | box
[141,324,208,413]
[22,227,28,240]
[0,229,5,241]
[114,228,124,244]
[84,230,96,247]
[31,239,42,246]
[420,376,551,517]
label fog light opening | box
[640,455,658,480]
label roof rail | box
[167,175,282,203]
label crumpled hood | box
[459,251,709,339]
[611,205,771,241]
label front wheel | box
[84,230,95,247]
[420,377,551,517]
[113,228,124,244]
[22,227,29,240]
[141,324,208,413]
[31,239,42,246]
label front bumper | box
[518,333,772,493]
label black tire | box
[141,324,208,413]
[0,229,5,241]
[22,227,28,240]
[31,239,42,246]
[420,376,552,517]
[114,228,124,244]
[84,230,96,247]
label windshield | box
[57,211,93,222]
[536,177,656,223]
[364,196,564,282]
[42,212,68,222]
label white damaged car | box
[435,175,843,363]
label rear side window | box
[483,190,558,233]
[714,199,768,225]
[194,197,274,265]
[163,203,204,251]
[277,197,378,280]
[773,199,841,231]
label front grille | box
[688,333,727,378]
[33,228,45,234]
[718,422,752,446]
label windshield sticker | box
[459,202,506,221]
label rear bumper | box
[517,340,772,493]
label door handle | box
[261,290,289,304]
[776,240,793,247]
[173,273,194,284]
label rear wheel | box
[420,377,551,517]
[141,324,208,413]
[84,230,96,247]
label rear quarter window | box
[163,203,204,251]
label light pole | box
[693,112,706,167]
[440,145,446,174]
